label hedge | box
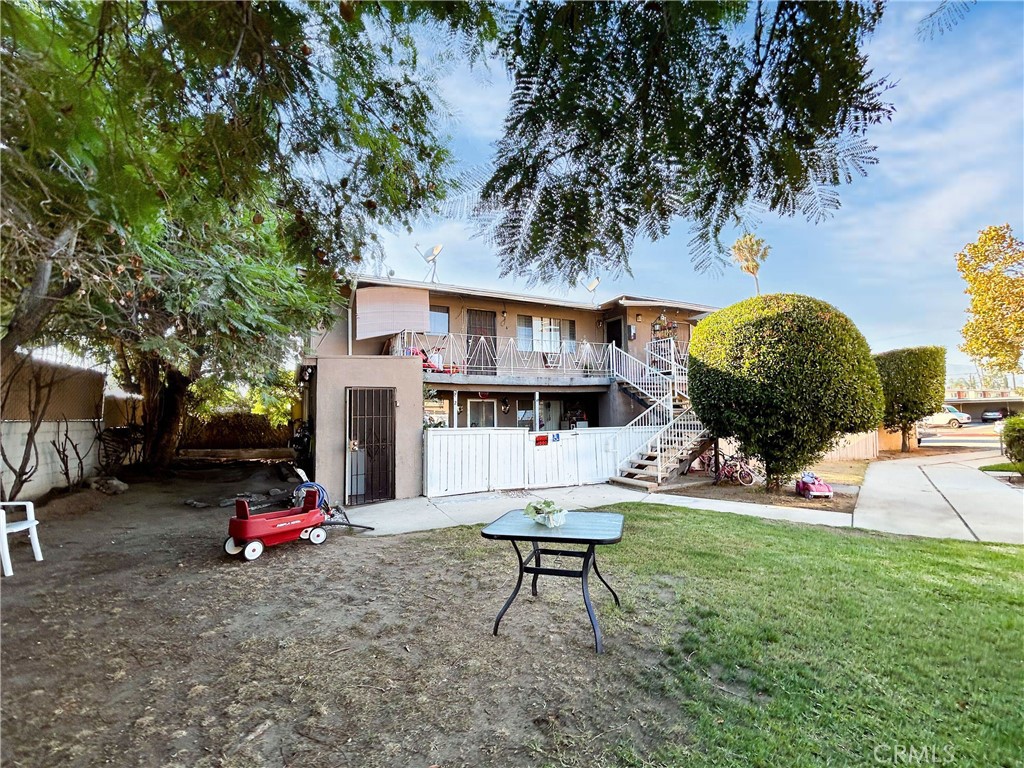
[180,413,292,449]
[874,346,946,451]
[689,293,884,489]
[1002,415,1024,476]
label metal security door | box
[466,309,497,375]
[347,388,395,505]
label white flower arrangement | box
[524,499,567,527]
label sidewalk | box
[852,450,1023,543]
[344,450,1023,545]
[344,479,853,537]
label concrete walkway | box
[852,450,1023,544]
[344,449,1023,545]
[343,481,855,537]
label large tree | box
[1,1,493,465]
[480,1,893,283]
[955,224,1024,374]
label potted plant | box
[524,499,567,527]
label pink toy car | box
[795,472,833,500]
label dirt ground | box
[1,465,680,768]
[660,480,858,514]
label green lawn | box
[980,462,1024,473]
[591,503,1024,767]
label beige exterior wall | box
[309,286,706,362]
[613,305,699,357]
[878,425,917,452]
[313,286,610,357]
[313,355,423,502]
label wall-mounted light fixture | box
[501,310,507,320]
[500,397,511,414]
[597,319,603,328]
[456,404,464,415]
[635,313,643,323]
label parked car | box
[981,407,1009,422]
[921,405,972,429]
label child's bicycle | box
[714,455,763,486]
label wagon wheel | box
[224,537,243,556]
[243,540,265,561]
[308,527,327,545]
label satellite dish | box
[579,275,601,302]
[415,243,444,282]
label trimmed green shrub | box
[874,346,946,452]
[1002,415,1024,476]
[689,293,884,490]
[181,413,292,449]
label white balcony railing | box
[390,331,612,378]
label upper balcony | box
[389,331,614,386]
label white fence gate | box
[423,427,632,498]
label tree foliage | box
[688,294,884,490]
[874,346,946,452]
[1,1,493,465]
[480,1,893,284]
[955,224,1024,374]
[1001,415,1024,476]
[731,234,770,296]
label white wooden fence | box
[423,427,654,497]
[820,430,879,461]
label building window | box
[468,399,496,428]
[429,305,449,334]
[516,399,535,429]
[516,315,576,353]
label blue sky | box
[377,2,1024,375]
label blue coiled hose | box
[294,481,331,510]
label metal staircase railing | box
[610,340,707,485]
[647,338,690,398]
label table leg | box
[530,540,541,596]
[591,554,620,607]
[581,545,603,653]
[493,539,525,636]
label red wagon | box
[224,488,327,561]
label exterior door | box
[605,318,623,349]
[346,388,395,505]
[466,309,497,375]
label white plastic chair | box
[1,501,44,577]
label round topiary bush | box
[689,293,884,490]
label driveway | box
[853,450,1023,544]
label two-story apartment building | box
[300,276,716,505]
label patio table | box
[481,509,623,653]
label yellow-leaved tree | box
[956,224,1024,373]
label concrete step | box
[609,475,657,491]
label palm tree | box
[731,233,770,295]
